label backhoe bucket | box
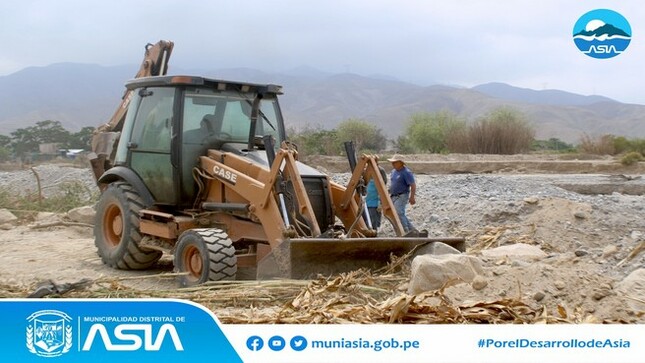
[256,237,466,279]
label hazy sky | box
[1,1,644,104]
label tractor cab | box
[106,75,286,209]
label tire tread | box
[94,181,162,270]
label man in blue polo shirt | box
[387,154,417,234]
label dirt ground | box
[0,155,643,323]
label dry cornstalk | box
[617,241,645,267]
[31,221,94,229]
[3,264,600,324]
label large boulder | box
[67,206,96,224]
[616,268,645,313]
[0,209,18,224]
[413,241,461,257]
[35,212,63,224]
[408,254,484,294]
[481,243,547,260]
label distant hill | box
[471,82,615,106]
[1,63,644,143]
[0,63,133,132]
[573,23,630,37]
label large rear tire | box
[174,228,237,287]
[94,181,162,269]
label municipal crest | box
[26,310,73,357]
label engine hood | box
[220,143,326,177]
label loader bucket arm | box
[200,147,324,277]
[201,147,466,280]
[201,147,321,246]
[363,156,405,235]
[260,148,322,237]
[332,154,405,236]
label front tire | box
[174,228,237,287]
[94,181,162,269]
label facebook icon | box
[246,336,264,351]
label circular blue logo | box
[573,9,631,59]
[246,336,264,351]
[268,335,286,351]
[290,335,308,351]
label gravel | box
[0,164,96,198]
[332,172,645,235]
[1,164,643,321]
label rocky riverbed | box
[0,161,643,322]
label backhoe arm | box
[90,40,174,185]
[97,40,174,134]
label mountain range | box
[1,63,644,143]
[574,23,630,38]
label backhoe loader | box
[90,41,465,286]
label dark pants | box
[368,207,381,229]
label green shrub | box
[288,127,341,156]
[531,138,576,153]
[336,118,387,154]
[405,111,466,153]
[612,136,630,154]
[394,135,418,154]
[627,138,645,155]
[620,151,643,166]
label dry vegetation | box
[0,262,601,324]
[447,110,535,155]
[578,134,617,155]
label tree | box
[335,118,386,153]
[10,120,72,157]
[288,126,341,156]
[34,120,70,144]
[68,126,96,150]
[394,135,417,154]
[10,127,39,157]
[0,147,9,162]
[0,135,11,161]
[405,111,465,153]
[0,135,10,149]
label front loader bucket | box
[256,237,466,279]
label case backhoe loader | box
[90,41,465,286]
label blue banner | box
[2,299,643,362]
[0,299,242,362]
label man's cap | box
[387,154,405,163]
